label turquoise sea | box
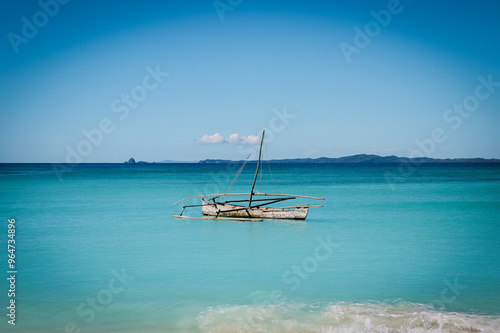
[1,163,500,332]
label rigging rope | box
[264,144,283,207]
[258,150,263,193]
[221,135,261,201]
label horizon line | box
[1,153,500,164]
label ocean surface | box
[1,163,499,332]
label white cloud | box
[195,133,224,144]
[240,135,260,145]
[195,132,261,144]
[226,133,240,143]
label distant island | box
[124,158,148,164]
[198,154,500,164]
[121,154,500,164]
[123,158,195,164]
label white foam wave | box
[196,301,500,333]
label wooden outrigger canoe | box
[201,198,309,220]
[172,130,324,221]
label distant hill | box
[199,154,500,164]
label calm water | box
[1,163,499,332]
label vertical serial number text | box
[7,218,16,325]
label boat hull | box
[201,199,308,220]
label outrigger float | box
[172,130,324,222]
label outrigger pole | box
[248,130,265,207]
[172,193,325,206]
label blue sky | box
[1,0,499,162]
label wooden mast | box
[248,130,265,207]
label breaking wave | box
[197,301,500,333]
